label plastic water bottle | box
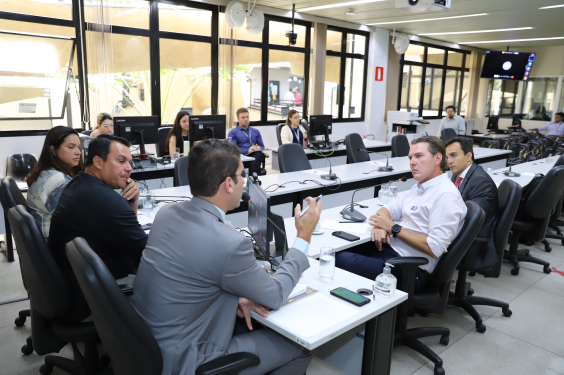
[138,188,146,209]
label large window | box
[399,42,470,118]
[485,79,518,117]
[520,78,558,120]
[324,27,368,121]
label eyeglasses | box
[446,153,459,160]
[240,170,247,179]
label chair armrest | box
[196,352,260,375]
[386,257,429,297]
[119,284,134,295]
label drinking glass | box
[172,148,180,162]
[144,191,155,212]
[379,183,390,205]
[319,247,335,281]
[389,182,398,201]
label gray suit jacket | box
[131,197,310,375]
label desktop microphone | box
[503,150,534,177]
[341,176,408,222]
[313,148,338,180]
[358,149,394,171]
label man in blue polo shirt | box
[531,112,564,137]
[229,108,265,154]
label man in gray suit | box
[131,139,322,375]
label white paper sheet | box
[288,283,307,299]
[321,219,370,234]
[137,214,153,225]
[268,293,359,338]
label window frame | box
[325,25,369,123]
[397,40,470,120]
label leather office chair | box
[276,124,285,146]
[8,206,103,375]
[157,126,172,157]
[174,156,189,187]
[440,128,457,144]
[81,130,93,136]
[278,143,312,173]
[448,180,521,332]
[345,133,370,164]
[66,237,261,375]
[545,155,564,244]
[6,154,37,182]
[505,166,564,275]
[300,119,310,134]
[391,134,410,157]
[389,201,485,375]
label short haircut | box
[411,136,448,171]
[556,112,564,118]
[236,108,249,118]
[445,136,474,161]
[188,139,241,197]
[445,105,456,112]
[86,134,131,167]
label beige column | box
[310,23,327,116]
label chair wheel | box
[440,335,449,346]
[21,344,33,355]
[434,366,445,375]
[502,308,512,317]
[545,245,552,252]
[419,310,429,318]
[40,364,53,375]
[511,268,520,276]
[561,239,564,246]
[468,271,475,277]
[100,354,112,368]
[467,288,474,296]
[476,323,486,333]
[544,266,552,274]
[14,317,26,327]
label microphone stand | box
[358,149,394,172]
[503,150,534,177]
[311,144,338,180]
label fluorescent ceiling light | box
[368,13,487,25]
[539,4,564,9]
[460,36,564,45]
[419,27,533,36]
[299,0,386,12]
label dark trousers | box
[335,242,429,292]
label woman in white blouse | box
[280,109,307,146]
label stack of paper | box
[321,219,370,234]
[288,283,307,299]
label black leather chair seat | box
[511,218,537,232]
[412,282,440,309]
[49,320,98,342]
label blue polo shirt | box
[228,126,265,154]
[537,122,564,136]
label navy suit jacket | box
[452,163,499,269]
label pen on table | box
[339,221,364,223]
[297,194,322,218]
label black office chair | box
[276,124,285,146]
[81,130,93,136]
[157,126,172,157]
[505,166,564,275]
[345,133,370,164]
[6,154,37,182]
[8,206,103,375]
[448,180,521,332]
[440,128,457,144]
[173,156,189,187]
[389,201,485,375]
[300,119,310,134]
[278,143,312,173]
[391,134,410,157]
[66,237,261,375]
[545,155,564,243]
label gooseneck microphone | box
[312,146,338,180]
[358,149,394,172]
[503,150,534,177]
[341,176,408,222]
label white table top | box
[489,156,558,187]
[251,257,407,350]
[266,139,390,154]
[132,154,253,174]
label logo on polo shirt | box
[411,206,418,211]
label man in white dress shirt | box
[336,136,466,291]
[438,105,466,135]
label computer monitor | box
[487,116,499,132]
[247,177,272,256]
[512,114,524,127]
[188,115,226,148]
[113,116,159,157]
[309,115,333,147]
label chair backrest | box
[6,154,37,181]
[554,154,564,167]
[1,176,28,210]
[440,128,457,144]
[276,124,285,146]
[391,135,410,158]
[7,206,69,318]
[345,133,370,164]
[174,156,189,187]
[66,238,163,375]
[525,166,564,218]
[493,179,522,253]
[300,119,310,134]
[278,143,312,173]
[157,127,172,157]
[81,130,93,136]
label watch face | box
[392,224,401,234]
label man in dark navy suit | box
[445,136,498,269]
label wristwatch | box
[391,224,402,237]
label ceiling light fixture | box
[539,4,564,9]
[299,0,386,12]
[368,13,488,25]
[419,27,533,36]
[460,36,564,45]
[345,8,356,15]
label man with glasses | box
[132,139,321,375]
[445,136,499,269]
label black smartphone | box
[330,287,370,307]
[332,231,360,242]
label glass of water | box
[143,191,155,212]
[389,182,398,201]
[319,247,335,281]
[172,148,180,162]
[379,183,390,205]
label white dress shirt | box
[383,173,467,273]
[458,164,472,179]
[438,115,466,135]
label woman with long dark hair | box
[165,111,190,155]
[27,126,85,239]
[280,109,307,145]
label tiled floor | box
[1,158,564,374]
